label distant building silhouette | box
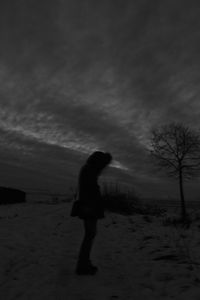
[0,187,26,204]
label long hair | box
[86,151,112,175]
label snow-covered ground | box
[1,201,200,299]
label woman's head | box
[86,151,112,174]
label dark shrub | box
[162,215,191,228]
[102,183,139,215]
[0,187,26,204]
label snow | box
[1,202,200,299]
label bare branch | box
[149,122,200,180]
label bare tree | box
[150,123,200,220]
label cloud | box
[0,1,200,196]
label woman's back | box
[78,164,101,204]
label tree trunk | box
[179,169,186,220]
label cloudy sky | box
[0,0,200,199]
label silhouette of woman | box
[70,151,112,275]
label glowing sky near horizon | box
[0,0,200,197]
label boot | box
[75,261,98,275]
[88,260,98,270]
